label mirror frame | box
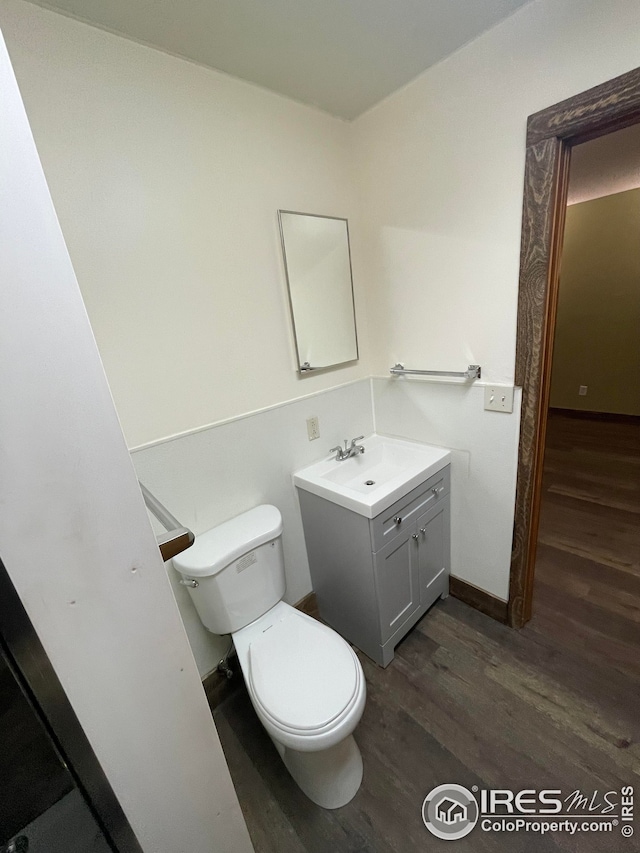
[278,210,359,374]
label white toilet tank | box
[172,505,285,635]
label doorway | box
[533,125,640,650]
[508,65,640,628]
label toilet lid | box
[247,615,358,731]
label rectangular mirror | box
[278,210,358,373]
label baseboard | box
[202,591,319,710]
[549,407,640,424]
[449,576,508,624]
[295,591,319,617]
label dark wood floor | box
[213,412,640,852]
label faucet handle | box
[350,435,365,446]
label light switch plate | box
[484,385,514,413]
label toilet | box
[173,504,366,809]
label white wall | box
[0,0,370,450]
[352,0,640,599]
[134,379,374,676]
[0,27,252,852]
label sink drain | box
[364,480,375,486]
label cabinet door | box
[417,502,449,602]
[373,531,420,643]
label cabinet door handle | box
[412,533,419,540]
[420,527,426,534]
[394,516,402,525]
[432,486,444,496]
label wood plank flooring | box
[213,412,640,852]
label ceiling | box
[26,0,532,119]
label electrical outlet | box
[579,385,588,396]
[306,416,320,441]
[484,385,514,413]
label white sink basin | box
[294,434,450,518]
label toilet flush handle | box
[179,578,199,588]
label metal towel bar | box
[139,482,194,562]
[390,363,481,380]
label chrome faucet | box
[329,436,365,461]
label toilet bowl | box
[173,504,366,809]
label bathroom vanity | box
[294,436,450,667]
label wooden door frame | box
[508,67,640,628]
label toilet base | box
[273,734,363,809]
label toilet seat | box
[247,612,359,733]
[233,601,366,752]
[251,674,363,741]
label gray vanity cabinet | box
[374,530,420,644]
[417,501,449,604]
[297,465,450,667]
